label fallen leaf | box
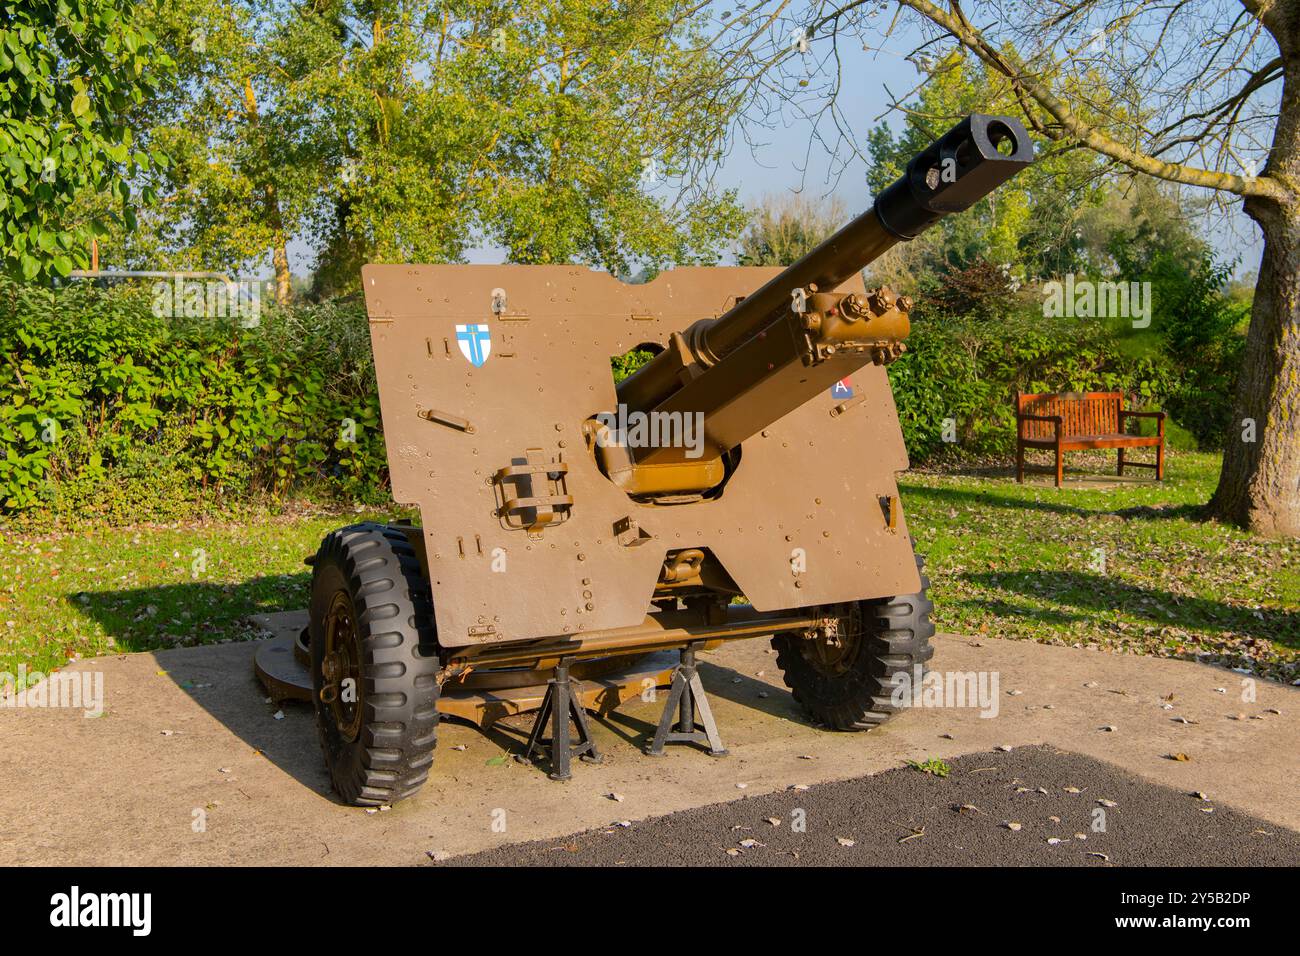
[898,826,925,844]
[836,837,856,847]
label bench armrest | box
[1119,409,1165,438]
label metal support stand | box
[645,645,727,757]
[522,659,601,780]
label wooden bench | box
[1016,391,1165,487]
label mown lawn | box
[0,450,1295,690]
[0,508,390,687]
[902,450,1298,682]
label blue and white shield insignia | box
[455,323,492,367]
[831,378,854,399]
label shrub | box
[889,309,1185,462]
[0,278,387,520]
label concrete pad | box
[1,623,1296,866]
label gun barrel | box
[620,115,1032,414]
[604,114,1033,492]
[710,114,1032,360]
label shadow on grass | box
[69,573,310,653]
[962,570,1299,652]
[908,483,1207,522]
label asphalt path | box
[439,746,1300,866]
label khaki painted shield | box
[362,263,920,648]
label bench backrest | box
[1017,391,1122,439]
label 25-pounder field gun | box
[304,114,1033,804]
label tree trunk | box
[265,181,291,305]
[1210,202,1300,537]
[271,233,291,306]
[1210,41,1300,538]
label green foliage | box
[611,347,654,384]
[868,111,1246,460]
[0,0,173,283]
[889,307,1183,462]
[99,0,747,296]
[906,757,951,777]
[1108,212,1247,449]
[866,52,1106,284]
[736,193,846,266]
[0,278,386,519]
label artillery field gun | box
[295,114,1033,804]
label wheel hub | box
[801,603,864,676]
[321,593,364,742]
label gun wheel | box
[772,552,934,731]
[309,522,442,806]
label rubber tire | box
[772,552,935,730]
[308,522,441,806]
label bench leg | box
[1156,440,1164,481]
[1117,447,1125,476]
[1054,442,1063,488]
[1016,443,1025,483]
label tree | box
[736,192,846,265]
[865,52,1106,282]
[116,0,747,301]
[706,1,1300,536]
[0,0,172,283]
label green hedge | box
[0,279,388,520]
[0,279,1237,521]
[888,311,1192,462]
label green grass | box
[0,508,398,688]
[902,450,1298,682]
[0,450,1295,691]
